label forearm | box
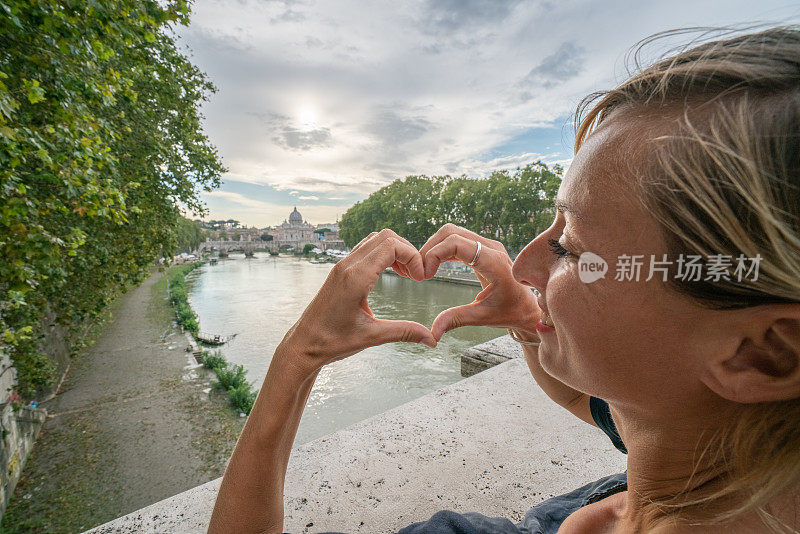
[208,343,319,534]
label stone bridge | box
[197,239,275,255]
[197,238,346,255]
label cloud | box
[273,127,332,151]
[364,108,432,146]
[450,151,569,177]
[297,195,319,200]
[179,0,800,226]
[522,41,587,89]
[420,0,523,32]
[271,8,304,23]
[206,190,276,210]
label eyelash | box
[548,238,571,258]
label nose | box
[512,229,553,292]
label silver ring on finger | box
[467,240,481,266]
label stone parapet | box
[461,334,524,377]
[85,358,626,534]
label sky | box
[176,0,800,228]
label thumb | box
[369,319,437,348]
[430,301,489,341]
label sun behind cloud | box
[298,106,317,129]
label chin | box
[538,343,571,381]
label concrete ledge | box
[461,334,524,377]
[86,358,626,534]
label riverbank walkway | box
[86,350,627,533]
[1,270,243,533]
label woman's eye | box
[547,238,572,258]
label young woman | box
[208,27,800,533]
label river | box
[186,253,504,445]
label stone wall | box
[0,349,16,403]
[0,346,50,518]
[0,349,47,519]
[38,307,76,399]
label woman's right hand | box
[419,224,541,341]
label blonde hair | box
[575,27,800,532]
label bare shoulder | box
[557,490,626,533]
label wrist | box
[271,341,322,383]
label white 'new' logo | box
[578,252,607,283]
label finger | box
[389,232,419,252]
[386,232,421,279]
[350,232,378,254]
[430,300,494,341]
[368,318,436,348]
[422,233,505,280]
[362,236,425,281]
[349,228,401,262]
[391,262,410,278]
[419,223,506,259]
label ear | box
[702,306,800,404]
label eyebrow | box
[555,199,584,220]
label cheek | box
[538,275,641,393]
[541,275,702,401]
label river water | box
[187,253,504,445]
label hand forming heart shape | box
[281,224,542,375]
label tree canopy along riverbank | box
[338,162,563,253]
[0,0,225,395]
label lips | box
[537,296,554,327]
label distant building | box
[268,207,345,251]
[271,207,317,244]
[315,222,340,232]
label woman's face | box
[511,118,732,409]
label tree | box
[339,162,563,254]
[0,0,225,394]
[175,218,204,253]
[260,234,273,242]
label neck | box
[608,398,799,533]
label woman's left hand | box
[280,228,437,375]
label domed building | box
[288,207,303,225]
[272,207,317,246]
[268,207,345,252]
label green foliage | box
[167,263,200,334]
[228,383,257,415]
[200,349,226,370]
[339,162,562,253]
[0,0,225,395]
[213,363,247,391]
[168,266,256,414]
[174,218,204,253]
[302,243,316,255]
[201,349,257,414]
